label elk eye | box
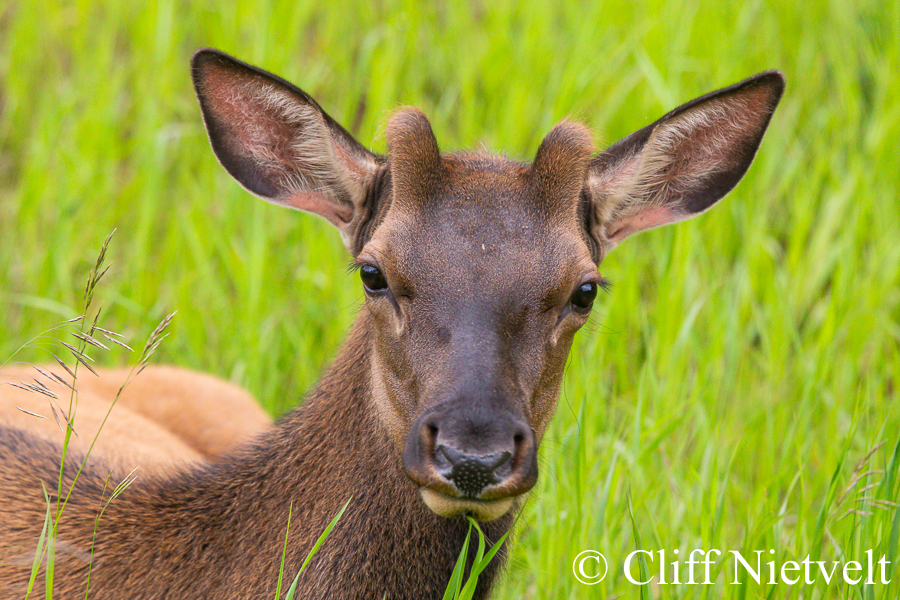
[360,264,388,293]
[570,282,597,310]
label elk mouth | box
[418,488,516,521]
[406,466,529,521]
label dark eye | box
[570,282,597,310]
[360,264,388,293]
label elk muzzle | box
[403,404,538,521]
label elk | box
[0,49,784,599]
[0,365,273,469]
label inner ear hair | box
[191,49,380,242]
[586,71,785,256]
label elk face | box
[364,113,599,520]
[191,49,783,521]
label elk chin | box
[419,488,516,521]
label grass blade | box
[283,498,352,600]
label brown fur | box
[0,365,272,469]
[0,49,784,599]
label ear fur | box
[385,108,443,206]
[585,71,785,261]
[530,121,594,216]
[191,49,382,252]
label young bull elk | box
[0,49,784,599]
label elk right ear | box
[584,71,784,261]
[191,49,381,253]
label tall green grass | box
[1,0,897,598]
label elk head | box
[191,49,783,521]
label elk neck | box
[67,310,515,599]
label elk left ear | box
[584,71,784,260]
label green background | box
[1,0,898,597]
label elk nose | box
[403,410,538,501]
[435,445,512,498]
